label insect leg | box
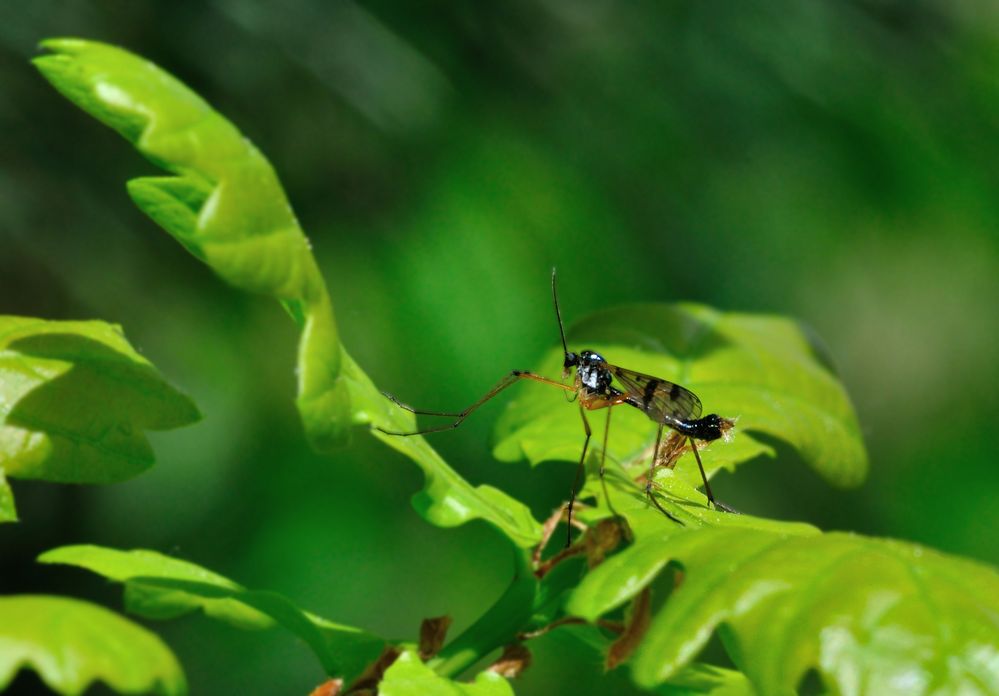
[688,437,716,507]
[565,403,592,547]
[375,371,573,436]
[645,422,664,496]
[599,407,619,518]
[645,423,681,524]
[599,408,611,478]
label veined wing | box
[606,364,703,424]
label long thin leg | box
[600,408,611,478]
[566,403,592,547]
[599,407,618,518]
[688,436,716,506]
[645,423,681,524]
[375,370,573,436]
[645,423,664,496]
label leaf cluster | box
[0,37,996,696]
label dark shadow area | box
[797,667,828,695]
[714,432,874,534]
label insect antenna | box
[551,267,570,360]
[551,267,577,404]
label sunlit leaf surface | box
[32,37,346,449]
[572,466,818,543]
[0,595,186,695]
[568,527,999,695]
[0,316,199,485]
[379,650,514,696]
[495,303,867,490]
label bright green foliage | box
[568,526,999,695]
[379,650,514,696]
[39,545,385,683]
[0,316,199,487]
[0,469,15,522]
[494,303,867,488]
[30,36,999,696]
[0,595,186,696]
[38,545,271,629]
[344,362,542,546]
[33,38,542,548]
[429,552,537,680]
[564,624,756,695]
[32,37,347,450]
[577,466,820,541]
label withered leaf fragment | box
[585,516,630,568]
[488,643,532,679]
[606,587,652,670]
[346,646,401,693]
[418,615,453,660]
[309,678,342,696]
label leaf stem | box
[429,547,537,679]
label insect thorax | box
[578,350,614,395]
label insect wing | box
[607,365,703,423]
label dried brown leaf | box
[309,678,343,696]
[418,615,453,660]
[606,587,652,670]
[346,646,401,693]
[585,516,629,568]
[533,506,565,566]
[488,643,532,679]
[655,431,689,470]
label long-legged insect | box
[375,270,734,545]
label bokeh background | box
[2,2,998,694]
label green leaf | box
[39,545,385,682]
[575,465,819,541]
[430,550,538,679]
[0,316,199,485]
[38,545,270,629]
[34,38,542,547]
[494,304,867,489]
[567,527,999,695]
[379,650,515,696]
[342,359,542,546]
[563,623,756,695]
[33,36,348,450]
[0,468,16,522]
[0,595,186,696]
[653,663,757,696]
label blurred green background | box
[2,2,998,694]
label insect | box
[375,270,734,545]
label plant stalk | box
[429,547,537,679]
